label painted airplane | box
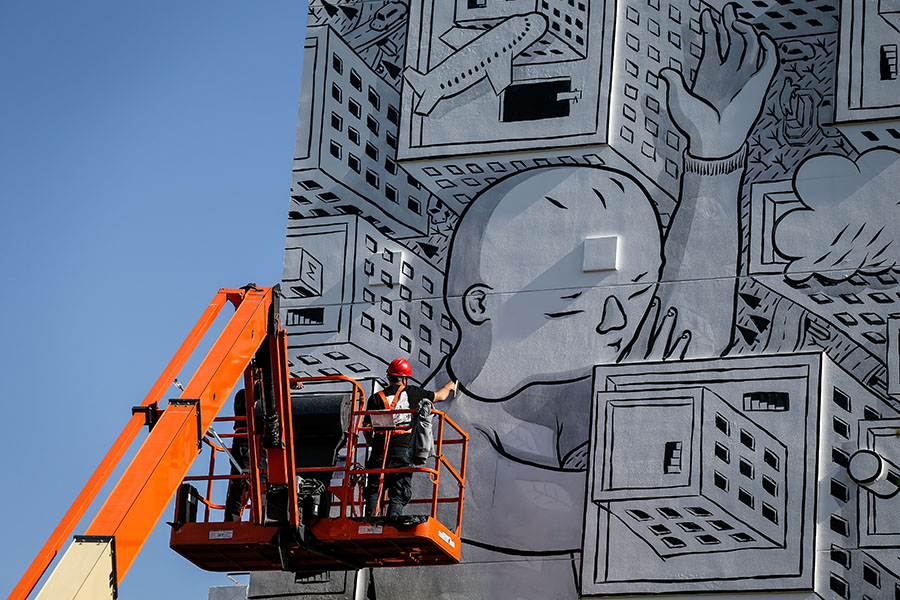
[403,12,548,116]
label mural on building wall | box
[585,354,822,594]
[263,0,900,599]
[397,0,616,157]
[835,0,900,122]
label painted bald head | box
[444,166,664,400]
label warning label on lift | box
[209,530,234,540]
[438,530,455,548]
[358,525,384,535]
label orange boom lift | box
[12,285,468,599]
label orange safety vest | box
[375,384,408,427]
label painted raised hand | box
[618,297,691,363]
[659,3,777,158]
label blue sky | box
[0,2,308,597]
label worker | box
[224,388,253,521]
[224,380,303,521]
[363,358,455,518]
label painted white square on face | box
[583,235,617,272]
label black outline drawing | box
[397,0,616,158]
[263,1,900,599]
[584,353,820,594]
[837,0,900,122]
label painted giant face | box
[445,166,664,400]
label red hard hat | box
[387,358,413,377]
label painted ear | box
[462,284,492,325]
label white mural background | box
[261,1,900,598]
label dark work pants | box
[364,444,412,517]
[224,438,250,521]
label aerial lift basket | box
[11,286,468,600]
[169,374,469,572]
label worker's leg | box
[224,439,250,521]
[384,446,412,517]
[363,449,385,517]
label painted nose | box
[596,296,627,335]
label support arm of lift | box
[11,286,287,600]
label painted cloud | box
[775,147,900,284]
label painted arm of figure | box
[657,3,777,357]
[440,390,587,553]
[464,424,587,552]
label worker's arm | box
[432,380,456,403]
